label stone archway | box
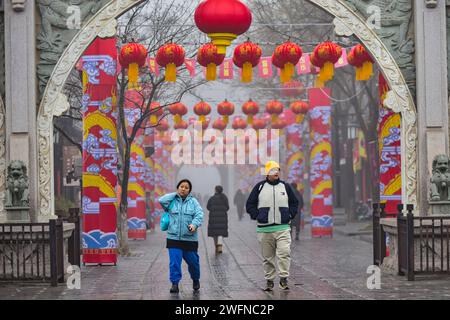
[36,0,417,219]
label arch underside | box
[35,0,418,218]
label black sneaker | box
[279,278,289,290]
[264,280,274,292]
[170,284,179,293]
[193,280,200,291]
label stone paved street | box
[0,210,449,300]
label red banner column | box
[81,38,119,264]
[308,88,333,237]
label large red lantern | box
[217,99,235,124]
[149,102,163,126]
[194,101,212,123]
[197,43,225,81]
[348,44,374,81]
[252,118,267,132]
[169,103,188,125]
[290,101,309,123]
[233,41,262,83]
[119,43,148,89]
[212,118,228,131]
[194,0,252,55]
[266,100,284,123]
[272,42,303,83]
[311,42,342,85]
[156,43,185,82]
[242,99,259,125]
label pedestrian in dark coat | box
[207,186,229,254]
[233,189,246,221]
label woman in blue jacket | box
[158,179,204,294]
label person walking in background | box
[290,183,304,241]
[246,161,299,291]
[207,186,229,254]
[158,179,204,294]
[233,189,246,221]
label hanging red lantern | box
[149,102,163,126]
[194,101,212,123]
[197,43,225,81]
[281,80,305,97]
[119,43,148,89]
[217,99,235,124]
[232,117,248,130]
[174,119,189,130]
[242,99,259,125]
[233,41,262,83]
[202,117,211,130]
[156,119,169,137]
[266,100,284,123]
[271,118,288,130]
[348,44,374,81]
[290,101,309,123]
[252,118,267,130]
[272,42,303,84]
[169,103,188,125]
[156,43,185,82]
[311,42,342,85]
[194,0,252,55]
[213,118,228,131]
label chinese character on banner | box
[258,57,273,78]
[185,59,196,77]
[335,49,348,68]
[220,58,234,79]
[297,54,311,75]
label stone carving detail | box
[0,97,6,218]
[430,154,450,201]
[344,0,416,97]
[5,160,29,207]
[37,0,108,97]
[11,0,27,12]
[0,12,5,100]
[37,0,418,216]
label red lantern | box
[197,43,225,81]
[233,41,262,83]
[232,117,248,130]
[156,43,185,82]
[213,118,228,131]
[290,101,309,123]
[281,81,305,97]
[272,42,303,83]
[194,0,252,55]
[149,102,163,126]
[194,101,212,123]
[217,99,235,124]
[252,118,267,130]
[242,99,259,125]
[119,43,148,89]
[271,118,287,130]
[174,119,189,130]
[156,119,169,137]
[266,100,284,123]
[201,117,211,130]
[348,44,374,81]
[311,42,342,85]
[169,103,188,125]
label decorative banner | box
[297,54,311,75]
[124,90,147,239]
[82,38,118,264]
[185,59,197,77]
[285,110,306,194]
[258,57,274,78]
[144,128,155,230]
[378,75,402,213]
[220,58,235,79]
[309,88,333,237]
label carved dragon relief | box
[37,0,419,218]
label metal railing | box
[0,210,81,286]
[373,203,450,281]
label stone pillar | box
[4,0,39,221]
[415,0,449,215]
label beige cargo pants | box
[257,229,292,280]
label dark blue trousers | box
[168,248,200,284]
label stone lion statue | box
[5,160,29,207]
[430,154,450,202]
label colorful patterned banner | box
[286,116,306,193]
[378,75,402,213]
[81,38,118,264]
[309,88,333,237]
[124,90,147,239]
